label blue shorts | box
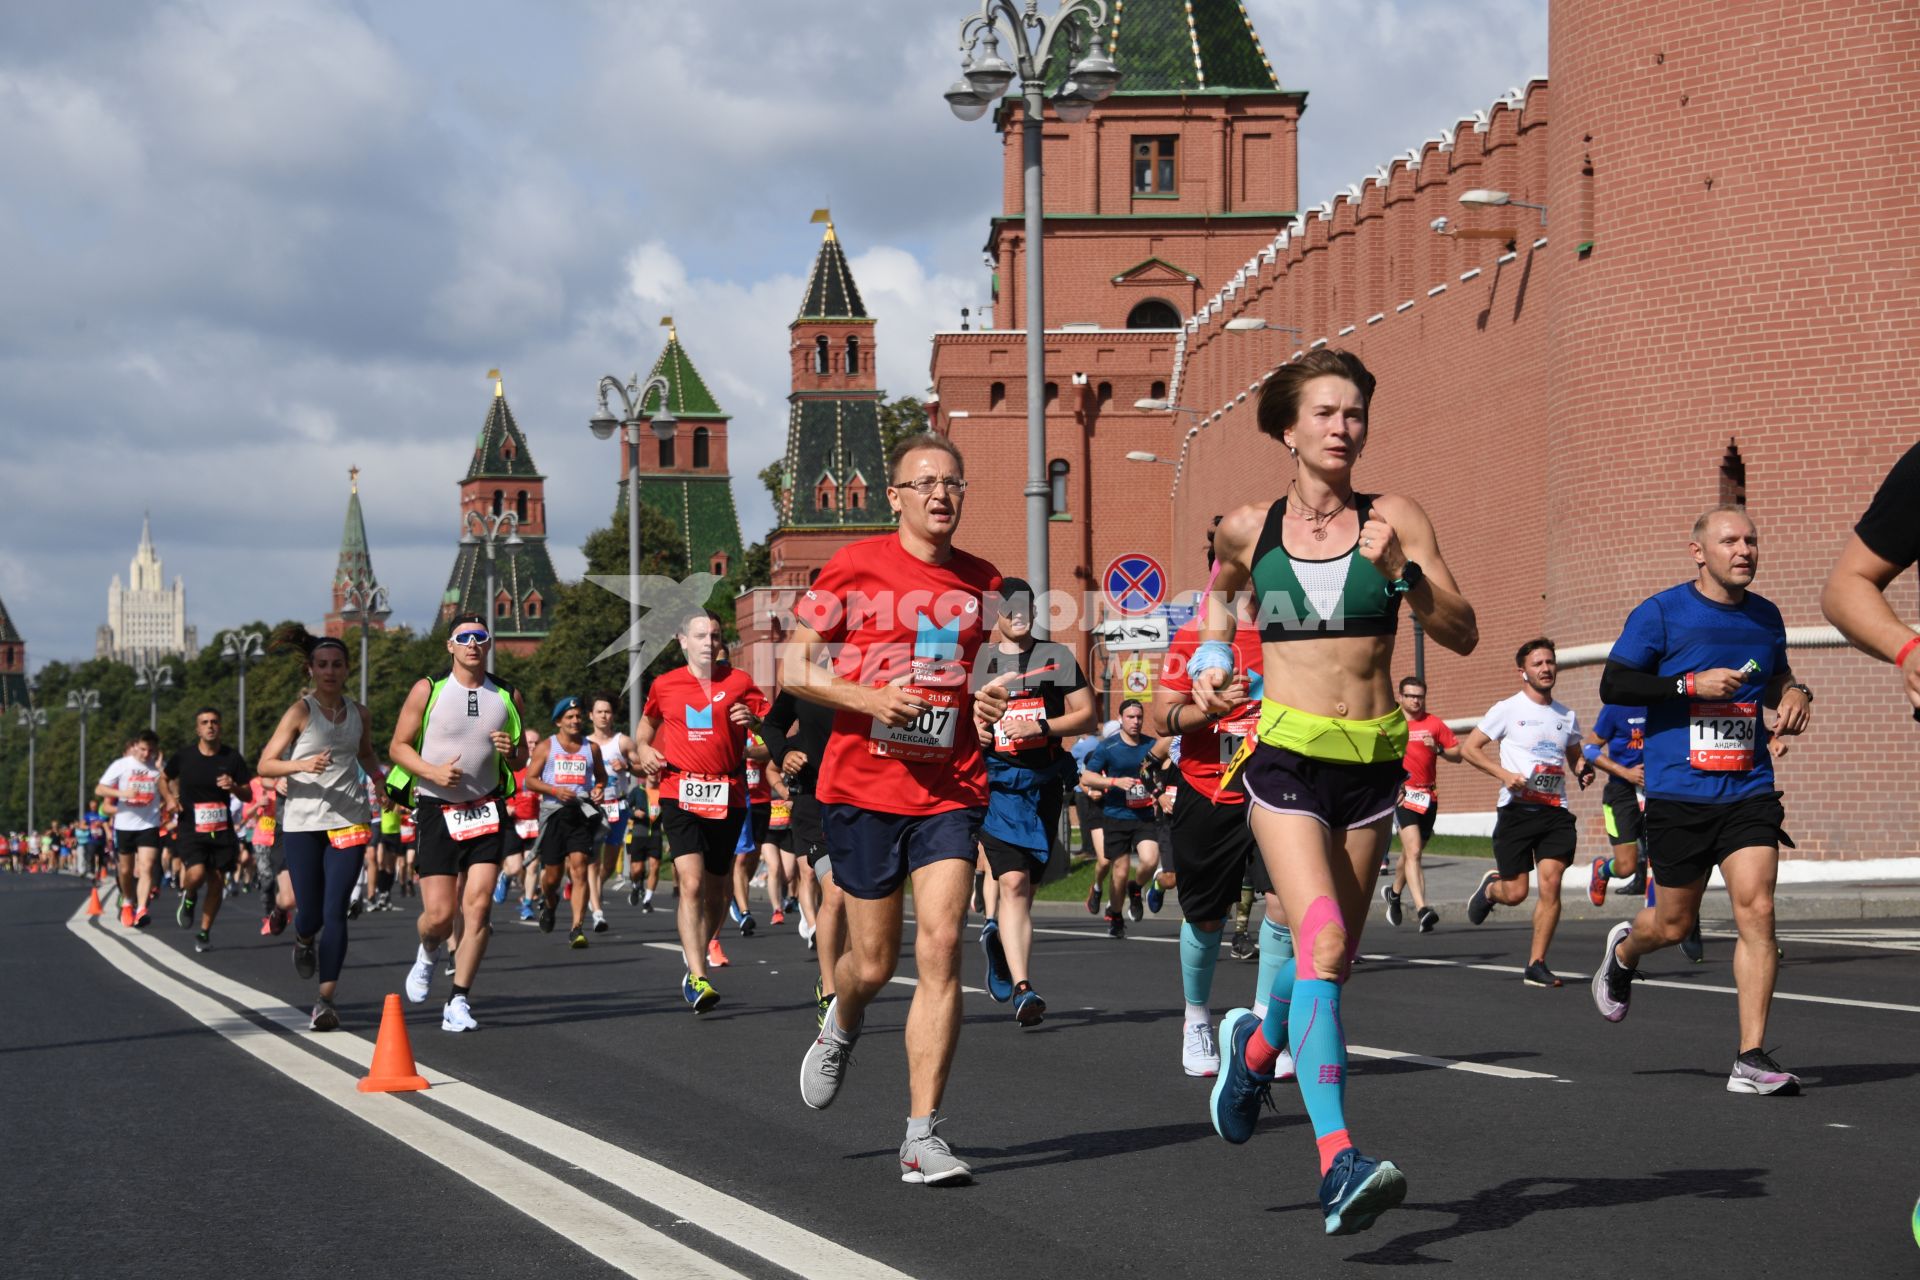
[821,803,984,900]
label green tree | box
[758,458,787,520]
[876,393,928,463]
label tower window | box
[693,427,710,469]
[814,335,830,374]
[1097,381,1113,406]
[1719,440,1747,507]
[658,433,675,468]
[1049,458,1070,514]
[1149,379,1167,401]
[1044,382,1058,407]
[711,554,729,576]
[1127,299,1181,329]
[515,490,528,523]
[989,381,1005,409]
[1132,136,1178,194]
[492,489,503,516]
[845,335,860,375]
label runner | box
[526,696,608,949]
[1585,702,1650,906]
[243,776,292,935]
[1821,439,1920,714]
[503,730,540,921]
[1591,506,1813,1093]
[785,431,1010,1185]
[386,613,528,1032]
[976,576,1095,1027]
[1381,676,1459,932]
[586,692,633,932]
[624,781,664,911]
[1193,349,1478,1234]
[762,681,840,1022]
[96,730,165,928]
[256,626,385,1030]
[159,707,253,951]
[1078,701,1168,939]
[1459,638,1595,985]
[728,735,775,938]
[1070,729,1107,913]
[631,609,770,1013]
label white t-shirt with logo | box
[100,756,164,830]
[1477,692,1581,809]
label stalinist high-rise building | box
[97,515,197,664]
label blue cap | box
[552,695,581,722]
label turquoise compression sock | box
[1289,977,1349,1140]
[1180,921,1221,1006]
[1253,919,1294,1018]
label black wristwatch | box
[1786,682,1813,703]
[1036,716,1052,738]
[1388,560,1426,596]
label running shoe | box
[728,901,745,925]
[1126,882,1144,922]
[1229,928,1256,961]
[538,898,556,933]
[133,907,152,929]
[1013,985,1046,1028]
[1183,1020,1220,1077]
[1618,867,1647,897]
[441,994,478,1032]
[492,876,508,904]
[979,918,1014,1003]
[1084,879,1102,915]
[682,973,720,1014]
[738,910,757,938]
[1727,1048,1801,1096]
[405,944,442,1004]
[899,1114,971,1186]
[1208,1008,1274,1144]
[1417,907,1440,933]
[707,939,731,968]
[194,930,211,954]
[641,891,655,913]
[627,883,643,907]
[591,909,608,934]
[1147,881,1166,914]
[1591,920,1635,1022]
[519,899,537,922]
[292,936,318,979]
[1106,908,1125,940]
[347,893,363,922]
[1523,960,1563,988]
[444,947,456,977]
[1381,884,1403,928]
[309,999,339,1032]
[783,895,799,914]
[1681,921,1705,963]
[1466,869,1498,925]
[121,904,136,928]
[1587,857,1610,908]
[569,925,588,949]
[770,908,786,926]
[970,875,986,916]
[798,917,816,948]
[801,998,855,1110]
[258,915,273,936]
[269,906,289,935]
[177,895,196,928]
[1318,1147,1407,1235]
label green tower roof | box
[333,473,377,593]
[640,329,728,420]
[797,221,868,321]
[466,389,543,480]
[1047,0,1281,95]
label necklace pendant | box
[1313,527,1328,541]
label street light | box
[1134,399,1205,419]
[1224,318,1305,337]
[590,370,677,703]
[947,0,1120,637]
[133,662,173,733]
[1458,188,1547,226]
[220,629,265,757]
[1124,451,1175,465]
[337,582,392,706]
[66,687,99,823]
[461,511,523,674]
[16,704,47,833]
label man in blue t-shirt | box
[1590,506,1814,1096]
[1080,700,1168,939]
[1583,704,1648,904]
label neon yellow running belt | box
[1219,700,1410,792]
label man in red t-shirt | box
[634,610,770,1014]
[1383,676,1461,932]
[781,433,1010,1186]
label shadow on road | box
[1638,1061,1920,1090]
[845,1120,1251,1175]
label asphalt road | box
[6,872,1918,1278]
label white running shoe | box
[441,994,478,1032]
[1183,1020,1221,1077]
[798,917,816,947]
[405,944,443,1004]
[591,909,608,934]
[1276,1048,1296,1081]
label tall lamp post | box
[17,705,47,833]
[134,661,175,733]
[220,630,265,757]
[590,372,677,703]
[461,511,522,674]
[945,0,1119,635]
[338,582,392,705]
[66,688,100,822]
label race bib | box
[551,756,590,787]
[255,816,277,846]
[399,820,415,842]
[746,764,762,787]
[515,818,539,839]
[327,823,372,850]
[1163,786,1178,805]
[1216,706,1260,765]
[1401,787,1433,815]
[867,686,959,763]
[601,801,624,823]
[1689,702,1758,772]
[1520,764,1566,808]
[193,802,229,833]
[125,776,156,806]
[993,696,1047,753]
[444,801,500,842]
[1125,779,1155,809]
[769,799,791,830]
[677,774,731,819]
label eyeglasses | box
[891,477,968,496]
[451,631,492,647]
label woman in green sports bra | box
[1189,348,1478,1236]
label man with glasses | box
[159,707,253,951]
[387,613,528,1032]
[1382,677,1460,933]
[782,432,1011,1185]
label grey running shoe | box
[309,999,339,1032]
[899,1113,972,1185]
[1523,960,1563,988]
[1417,907,1439,933]
[1466,870,1498,926]
[292,935,318,980]
[1591,921,1635,1022]
[800,998,856,1110]
[1228,929,1256,961]
[1681,921,1705,963]
[1381,885,1403,928]
[1727,1048,1800,1096]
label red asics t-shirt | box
[795,533,1001,815]
[642,665,771,808]
[1401,712,1459,791]
[745,733,771,805]
[1160,619,1264,805]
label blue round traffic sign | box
[1104,553,1166,617]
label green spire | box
[333,468,377,593]
[1106,0,1280,93]
[640,327,728,419]
[466,388,543,479]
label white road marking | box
[1708,926,1920,955]
[85,912,915,1280]
[643,940,986,995]
[1347,1045,1559,1081]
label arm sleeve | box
[1159,628,1194,693]
[163,754,181,780]
[1599,658,1685,705]
[1855,441,1920,568]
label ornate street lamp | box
[66,687,100,822]
[590,370,677,704]
[133,662,173,733]
[16,703,47,831]
[337,583,392,706]
[461,511,522,674]
[220,629,265,757]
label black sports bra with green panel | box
[1249,494,1402,643]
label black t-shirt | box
[1856,441,1920,571]
[164,744,253,834]
[760,691,835,794]
[977,640,1088,768]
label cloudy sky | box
[0,0,1545,666]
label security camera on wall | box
[1430,216,1451,233]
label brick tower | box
[618,324,746,579]
[323,467,387,639]
[0,592,26,712]
[439,376,559,657]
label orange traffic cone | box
[86,887,105,917]
[357,994,430,1093]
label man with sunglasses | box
[782,432,1011,1186]
[388,613,528,1032]
[160,707,253,951]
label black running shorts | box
[659,800,740,877]
[1166,784,1257,924]
[414,796,509,878]
[1645,792,1790,889]
[1603,778,1645,845]
[1491,802,1578,879]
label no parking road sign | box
[1103,553,1166,617]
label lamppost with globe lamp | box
[590,371,677,704]
[66,687,100,823]
[134,661,174,734]
[220,629,265,757]
[461,511,521,674]
[16,704,47,833]
[944,0,1119,634]
[337,582,392,705]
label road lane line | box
[1346,1045,1559,1081]
[94,916,915,1280]
[68,908,745,1280]
[655,940,987,994]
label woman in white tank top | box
[257,625,386,1033]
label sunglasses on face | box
[451,631,492,647]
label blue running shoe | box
[1207,1008,1275,1144]
[728,901,745,926]
[1146,881,1165,914]
[979,919,1015,1003]
[518,899,536,922]
[492,876,508,904]
[1318,1148,1407,1235]
[1013,985,1046,1027]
